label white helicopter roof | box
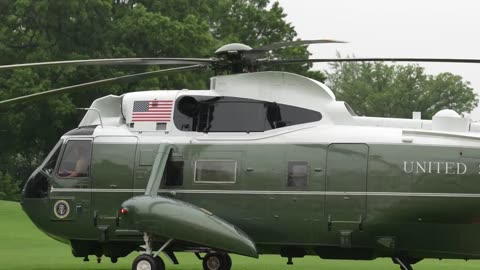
[119,71,337,115]
[79,71,347,130]
[210,71,336,108]
[78,70,480,142]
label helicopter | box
[4,39,480,270]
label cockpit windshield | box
[43,140,62,175]
[23,140,62,199]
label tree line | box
[0,0,476,201]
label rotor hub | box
[214,43,253,56]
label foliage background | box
[327,57,478,118]
[0,0,324,199]
[0,0,477,200]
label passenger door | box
[270,144,327,244]
[91,136,138,238]
[325,144,368,233]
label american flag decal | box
[132,100,173,122]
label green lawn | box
[0,200,478,270]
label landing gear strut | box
[202,253,232,270]
[132,233,173,270]
[392,257,421,270]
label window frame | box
[193,160,238,184]
[55,138,93,179]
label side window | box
[57,140,92,178]
[266,103,322,130]
[288,161,309,187]
[194,160,237,183]
[203,102,265,132]
[174,96,322,133]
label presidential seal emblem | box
[53,200,70,219]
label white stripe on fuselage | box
[49,188,480,198]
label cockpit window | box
[57,140,92,178]
[42,140,62,175]
[23,140,63,198]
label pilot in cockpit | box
[58,142,90,178]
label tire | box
[202,253,230,270]
[154,256,166,270]
[132,254,165,270]
[224,254,232,270]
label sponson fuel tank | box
[121,195,258,258]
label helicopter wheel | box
[132,254,165,270]
[202,253,232,270]
[225,254,232,270]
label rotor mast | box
[213,43,256,74]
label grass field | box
[0,200,479,270]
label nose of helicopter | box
[21,169,52,232]
[21,169,70,243]
[22,167,49,201]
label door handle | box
[110,184,117,189]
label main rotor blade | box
[252,39,347,52]
[261,57,480,65]
[0,64,204,107]
[0,58,214,70]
